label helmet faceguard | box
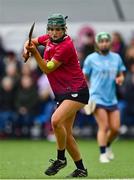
[47,13,68,43]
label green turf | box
[0,139,134,179]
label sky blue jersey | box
[83,52,126,106]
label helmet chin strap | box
[50,34,67,43]
[100,49,110,55]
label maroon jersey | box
[38,34,87,95]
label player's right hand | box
[115,76,124,86]
[23,40,29,54]
[26,41,37,54]
[22,51,30,61]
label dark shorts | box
[55,87,89,106]
[96,104,118,112]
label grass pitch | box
[0,139,134,179]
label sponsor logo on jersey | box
[71,93,78,98]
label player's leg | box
[107,110,120,144]
[64,113,80,161]
[63,114,88,177]
[45,100,85,176]
[106,110,120,160]
[94,108,110,163]
[51,100,84,149]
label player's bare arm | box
[115,72,125,85]
[26,41,62,74]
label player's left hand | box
[115,76,124,86]
[26,41,37,54]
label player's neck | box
[50,34,67,43]
[98,50,110,56]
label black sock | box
[100,146,106,154]
[75,159,85,170]
[107,142,111,147]
[57,149,65,161]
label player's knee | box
[51,114,61,130]
[111,126,119,134]
[99,125,109,132]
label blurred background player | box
[83,32,126,163]
[23,13,89,177]
[75,25,95,68]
